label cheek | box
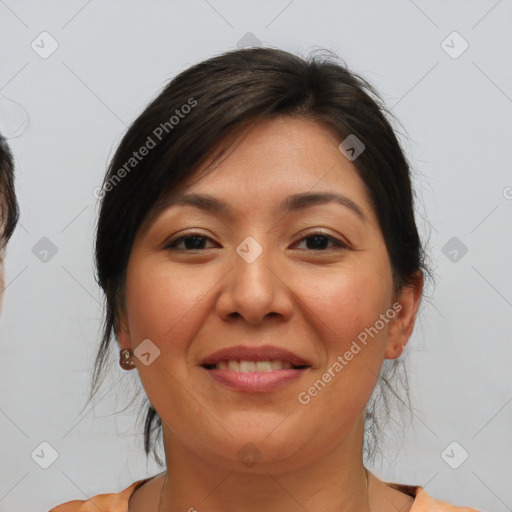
[124,260,215,356]
[298,264,392,353]
[123,260,210,417]
[294,262,393,415]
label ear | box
[116,308,132,352]
[385,271,423,359]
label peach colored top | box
[49,477,479,511]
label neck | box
[158,421,371,512]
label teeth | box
[213,360,297,371]
[227,360,239,371]
[270,360,283,370]
[256,361,271,372]
[239,361,256,372]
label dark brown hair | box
[88,47,431,466]
[0,134,19,249]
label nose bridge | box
[234,233,276,299]
[217,233,292,324]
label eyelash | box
[164,231,348,252]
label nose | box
[215,238,294,325]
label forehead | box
[160,116,376,225]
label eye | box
[164,231,347,251]
[164,232,217,251]
[293,232,347,251]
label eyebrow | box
[162,191,367,223]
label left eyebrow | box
[160,191,367,224]
[278,192,367,223]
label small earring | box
[396,344,405,356]
[119,348,136,370]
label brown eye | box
[163,231,347,252]
[294,232,347,251]
[165,233,217,251]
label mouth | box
[199,345,312,392]
[202,360,310,371]
[200,344,312,371]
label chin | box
[195,421,313,472]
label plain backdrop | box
[1,1,511,510]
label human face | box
[118,116,411,472]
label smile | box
[199,344,312,392]
[202,359,310,372]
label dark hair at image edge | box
[85,47,433,467]
[0,135,20,248]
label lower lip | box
[202,367,308,392]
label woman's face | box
[118,116,420,472]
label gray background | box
[1,0,511,510]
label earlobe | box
[115,312,136,371]
[385,272,423,359]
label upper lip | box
[200,345,311,367]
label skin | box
[118,116,423,512]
